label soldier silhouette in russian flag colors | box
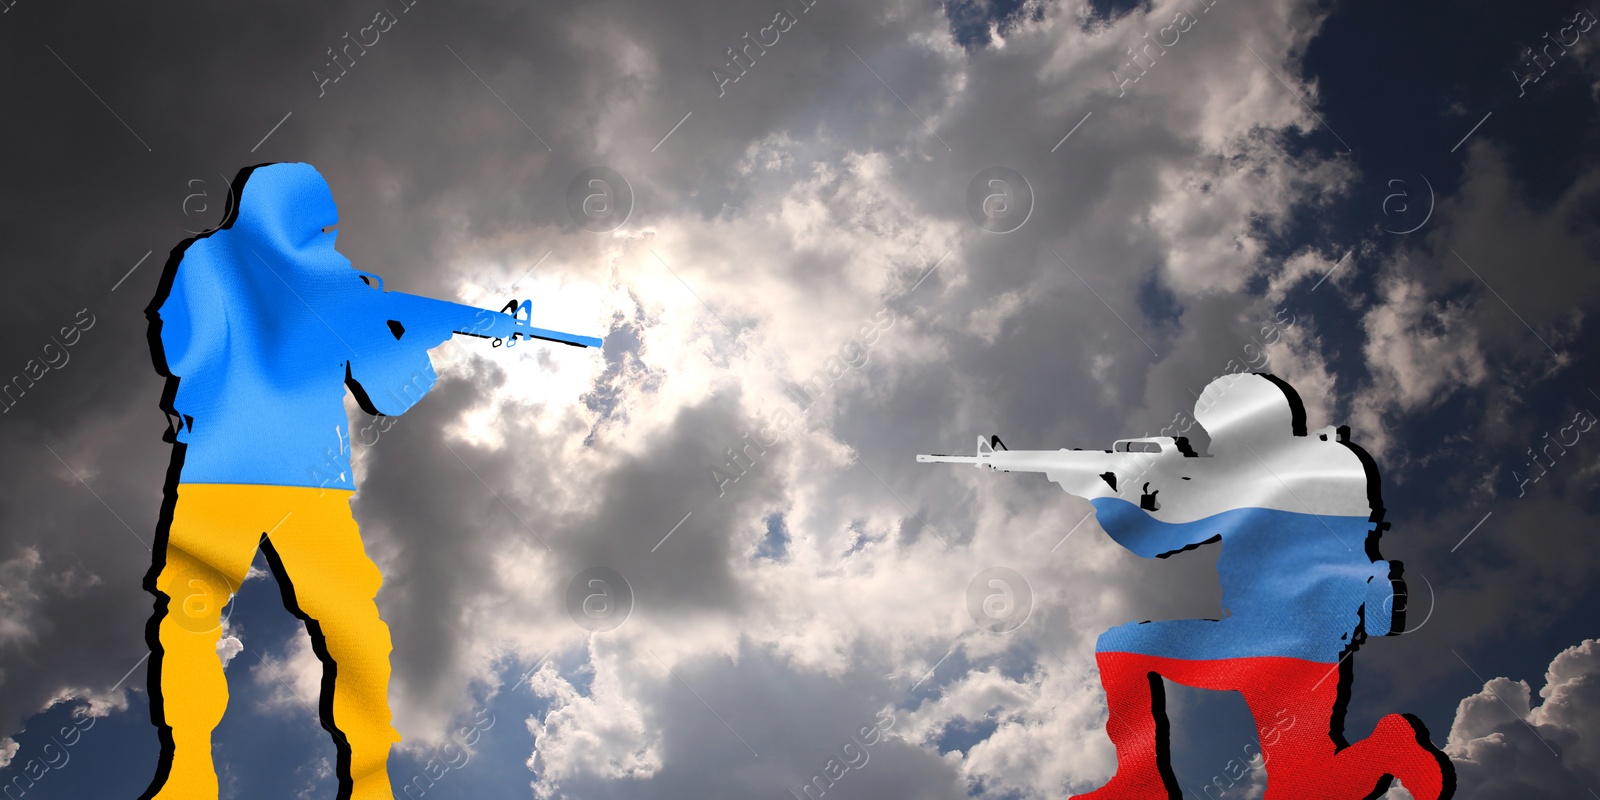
[920,373,1454,800]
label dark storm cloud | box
[0,0,1359,773]
[3,0,1598,797]
[358,363,793,716]
[531,645,970,799]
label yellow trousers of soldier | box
[146,484,399,800]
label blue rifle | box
[354,271,604,350]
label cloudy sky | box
[1,0,1598,797]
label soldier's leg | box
[259,487,399,800]
[1327,713,1450,800]
[1199,656,1338,799]
[142,484,270,800]
[1072,651,1181,799]
[1220,657,1450,800]
[1071,621,1197,800]
[1076,617,1290,799]
[1127,628,1383,800]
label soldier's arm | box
[152,243,226,380]
[339,270,602,415]
[339,275,445,417]
[1096,510,1221,559]
[336,275,511,416]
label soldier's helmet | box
[232,162,341,255]
[1192,373,1301,456]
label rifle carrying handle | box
[354,270,385,291]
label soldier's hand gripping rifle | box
[335,269,605,420]
[353,270,604,350]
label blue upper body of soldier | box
[156,163,456,490]
[1091,498,1389,664]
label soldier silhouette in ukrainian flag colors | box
[140,162,600,800]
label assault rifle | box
[354,271,604,350]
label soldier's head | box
[1192,373,1306,455]
[230,162,340,251]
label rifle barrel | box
[509,321,603,349]
[384,291,603,349]
[916,449,1103,474]
[916,454,984,464]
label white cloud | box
[333,0,1372,795]
[253,628,324,715]
[217,636,244,669]
[902,663,1117,796]
[1445,638,1600,798]
[11,0,1595,798]
[526,650,663,795]
[1349,266,1490,459]
[0,548,43,650]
